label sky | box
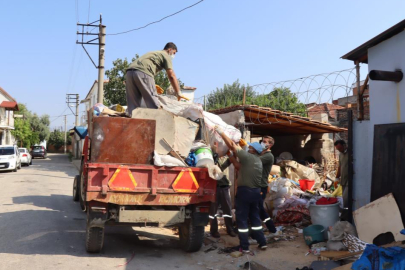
[1,0,405,130]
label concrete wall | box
[352,30,405,209]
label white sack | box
[153,151,186,167]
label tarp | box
[74,126,88,139]
[352,244,405,270]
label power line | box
[107,0,205,36]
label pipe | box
[369,70,403,82]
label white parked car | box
[0,145,22,172]
[19,148,32,166]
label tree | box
[11,104,51,148]
[104,55,184,106]
[206,80,307,115]
[206,80,255,110]
[255,87,307,115]
[48,130,71,150]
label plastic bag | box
[203,111,242,157]
[153,151,185,167]
[157,96,203,121]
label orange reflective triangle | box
[108,166,137,191]
[172,169,199,193]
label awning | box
[0,101,19,111]
[210,105,347,136]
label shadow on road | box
[28,153,77,178]
[0,194,184,260]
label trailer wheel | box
[79,173,86,212]
[73,175,80,201]
[85,225,105,253]
[179,219,204,252]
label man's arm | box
[227,153,241,170]
[166,69,188,101]
[215,126,238,153]
[336,162,341,178]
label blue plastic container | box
[303,225,325,246]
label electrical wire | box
[107,0,205,36]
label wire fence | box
[194,68,357,118]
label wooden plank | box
[320,251,352,259]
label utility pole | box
[98,16,106,104]
[64,115,67,154]
[66,94,79,126]
[77,14,106,104]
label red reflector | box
[108,166,137,191]
[172,169,199,193]
[23,154,27,157]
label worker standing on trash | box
[209,144,237,238]
[258,136,277,233]
[125,42,188,114]
[214,126,267,253]
[334,140,349,213]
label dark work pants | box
[209,186,233,233]
[259,187,277,233]
[126,70,160,115]
[235,186,266,250]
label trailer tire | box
[179,220,204,252]
[79,173,86,212]
[85,225,104,253]
[73,175,80,201]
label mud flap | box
[192,212,209,226]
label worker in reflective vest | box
[215,126,267,252]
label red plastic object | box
[316,197,338,205]
[299,179,315,191]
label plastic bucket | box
[299,179,315,191]
[195,147,214,167]
[303,224,325,246]
[309,203,340,239]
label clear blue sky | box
[1,0,405,129]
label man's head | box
[247,142,263,155]
[334,140,346,153]
[164,42,178,58]
[260,135,275,151]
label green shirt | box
[339,150,349,187]
[259,151,274,188]
[236,149,263,188]
[127,50,173,77]
[216,157,232,187]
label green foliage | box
[11,104,50,148]
[48,130,71,150]
[206,81,307,115]
[206,80,255,110]
[104,55,184,106]
[255,87,307,115]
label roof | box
[307,103,345,119]
[83,80,109,102]
[0,101,19,111]
[0,86,17,103]
[210,105,347,136]
[341,19,405,63]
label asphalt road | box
[0,154,213,270]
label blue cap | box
[248,142,263,154]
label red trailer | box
[73,116,216,253]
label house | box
[341,19,405,220]
[0,86,18,145]
[80,79,109,126]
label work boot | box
[227,230,237,237]
[266,219,277,234]
[211,231,221,238]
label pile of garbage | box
[90,94,241,180]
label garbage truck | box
[72,115,217,253]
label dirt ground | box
[141,225,318,270]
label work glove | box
[239,139,247,147]
[214,125,225,135]
[176,92,190,101]
[155,85,164,95]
